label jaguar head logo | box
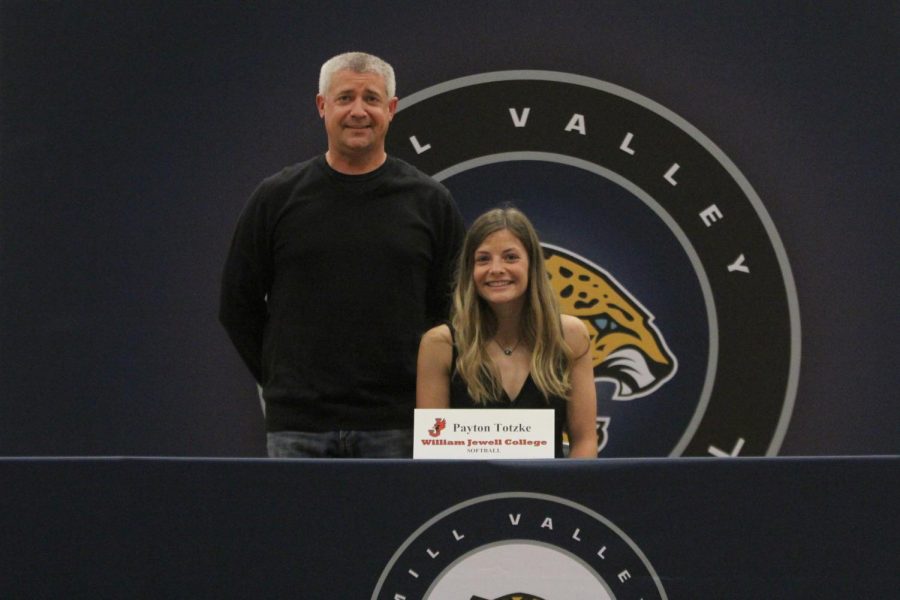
[544,245,677,400]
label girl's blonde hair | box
[451,207,573,404]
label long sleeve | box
[426,194,465,326]
[218,185,274,384]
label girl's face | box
[472,229,529,310]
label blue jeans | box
[266,429,413,458]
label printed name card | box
[413,408,554,459]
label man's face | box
[316,69,397,160]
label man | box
[220,52,464,458]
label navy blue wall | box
[1,1,896,456]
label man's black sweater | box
[220,155,464,431]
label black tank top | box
[448,328,567,458]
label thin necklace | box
[494,338,521,356]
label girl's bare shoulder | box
[561,314,590,355]
[422,323,452,345]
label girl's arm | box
[416,324,453,408]
[562,315,599,458]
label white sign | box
[413,408,555,459]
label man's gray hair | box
[318,52,396,98]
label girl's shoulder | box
[560,314,591,356]
[421,323,453,347]
[560,313,587,334]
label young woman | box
[416,207,598,458]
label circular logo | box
[387,71,800,457]
[371,492,667,599]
